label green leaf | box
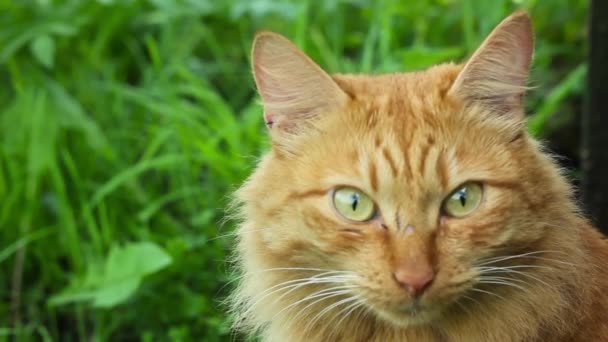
[49,241,172,308]
[92,278,140,308]
[29,34,55,69]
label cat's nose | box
[392,266,435,297]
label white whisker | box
[477,250,560,266]
[517,256,577,268]
[333,297,367,329]
[272,287,355,322]
[271,275,357,304]
[479,275,528,285]
[247,273,357,312]
[304,295,359,335]
[226,267,351,287]
[455,298,474,316]
[282,286,356,334]
[478,279,527,292]
[477,264,554,272]
[478,267,553,288]
[470,287,506,300]
[461,294,482,307]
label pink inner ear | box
[265,113,274,128]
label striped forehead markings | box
[366,135,451,193]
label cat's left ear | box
[251,31,348,142]
[449,11,534,116]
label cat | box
[228,10,608,342]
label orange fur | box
[229,11,608,342]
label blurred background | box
[0,0,588,341]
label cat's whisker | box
[516,256,577,268]
[227,267,354,287]
[271,276,358,304]
[458,293,496,318]
[477,279,528,292]
[247,273,358,312]
[477,250,545,264]
[537,221,579,231]
[482,249,565,261]
[318,297,367,339]
[461,294,483,308]
[454,297,474,316]
[469,287,506,300]
[240,271,344,297]
[477,250,565,266]
[351,300,371,329]
[333,296,367,329]
[281,286,359,334]
[477,270,539,293]
[272,287,356,323]
[225,271,348,300]
[478,275,528,285]
[304,295,360,336]
[477,264,555,272]
[477,267,553,288]
[288,285,358,313]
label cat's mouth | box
[398,302,424,315]
[370,300,442,327]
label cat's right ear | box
[448,11,534,117]
[251,32,348,143]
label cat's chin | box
[370,302,442,328]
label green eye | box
[333,187,376,222]
[443,182,483,218]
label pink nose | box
[392,267,435,297]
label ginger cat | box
[229,11,608,341]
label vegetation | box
[0,0,587,340]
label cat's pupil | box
[351,193,359,211]
[458,188,467,207]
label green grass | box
[0,0,587,340]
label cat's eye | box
[442,182,483,218]
[332,187,376,222]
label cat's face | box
[242,11,542,328]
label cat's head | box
[238,11,571,328]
